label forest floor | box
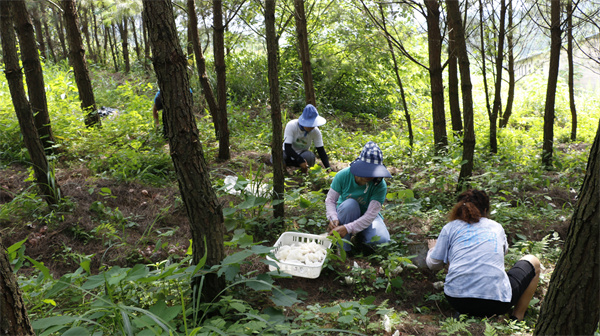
[0,145,577,335]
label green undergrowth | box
[0,62,598,335]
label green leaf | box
[63,326,90,336]
[32,316,78,330]
[337,315,355,324]
[271,288,300,307]
[7,238,27,255]
[221,250,254,265]
[230,302,247,313]
[25,257,51,280]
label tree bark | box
[1,0,60,206]
[446,0,475,191]
[489,0,507,154]
[108,24,120,72]
[187,0,219,140]
[131,17,141,62]
[542,0,562,169]
[0,236,34,336]
[447,8,462,137]
[213,0,231,161]
[500,0,515,128]
[379,3,414,148]
[61,0,100,128]
[30,4,47,60]
[142,0,226,303]
[80,5,94,62]
[117,18,130,73]
[12,0,56,154]
[53,7,68,61]
[534,119,600,335]
[294,0,316,106]
[567,0,577,141]
[265,0,285,225]
[424,0,448,153]
[42,13,57,63]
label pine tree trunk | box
[424,0,448,153]
[213,0,231,161]
[187,0,219,140]
[30,5,47,60]
[142,0,226,303]
[0,236,34,336]
[131,17,141,61]
[294,0,316,106]
[447,11,462,137]
[265,0,285,224]
[117,18,130,73]
[53,7,68,61]
[12,0,56,154]
[61,0,100,128]
[1,0,60,206]
[490,0,507,154]
[80,6,94,62]
[534,119,600,335]
[567,0,577,142]
[542,0,561,169]
[379,3,413,148]
[500,0,514,129]
[446,0,475,191]
[42,14,57,62]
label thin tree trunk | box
[43,14,57,62]
[131,17,141,62]
[479,0,492,120]
[12,0,56,153]
[424,0,448,153]
[1,0,60,206]
[80,5,94,62]
[542,0,562,169]
[187,0,219,139]
[61,0,100,128]
[379,3,413,148]
[500,0,515,128]
[53,7,68,61]
[117,18,130,73]
[109,24,120,72]
[534,119,600,335]
[142,10,150,70]
[567,0,577,141]
[489,0,507,154]
[265,0,285,224]
[294,0,316,106]
[213,0,231,161]
[91,2,102,65]
[448,8,462,137]
[446,0,475,191]
[142,0,226,303]
[30,5,47,60]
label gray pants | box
[278,150,316,167]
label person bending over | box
[427,189,541,321]
[327,141,392,254]
[281,104,332,173]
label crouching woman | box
[426,189,541,321]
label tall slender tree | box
[424,0,448,153]
[447,6,462,137]
[534,119,600,335]
[12,0,56,153]
[142,0,226,303]
[489,0,507,154]
[542,0,562,169]
[61,0,100,128]
[265,0,285,224]
[500,0,515,128]
[187,0,219,140]
[446,0,475,190]
[566,0,577,141]
[294,0,316,106]
[1,0,60,206]
[213,0,231,161]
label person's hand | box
[330,224,348,238]
[427,239,437,250]
[328,219,340,231]
[300,162,308,174]
[326,166,336,173]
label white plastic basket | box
[267,232,332,279]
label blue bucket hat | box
[350,141,392,178]
[298,104,326,127]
